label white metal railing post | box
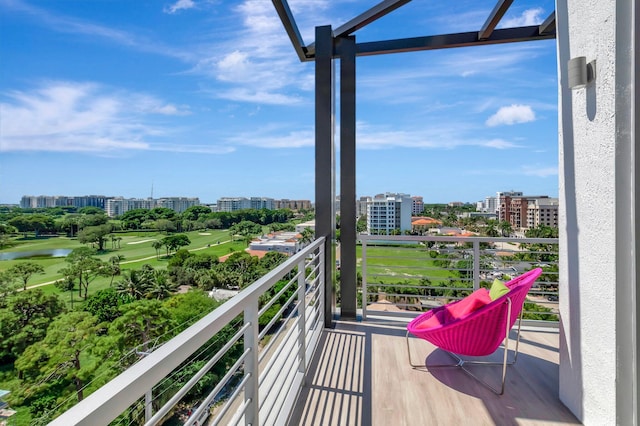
[473,240,480,290]
[297,258,307,375]
[145,390,152,422]
[318,243,326,325]
[244,299,260,425]
[361,237,368,320]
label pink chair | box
[406,268,543,394]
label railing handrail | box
[50,237,326,426]
[359,234,558,244]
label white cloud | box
[501,8,545,27]
[164,0,196,14]
[0,81,195,153]
[486,104,536,127]
[350,122,521,151]
[189,0,332,105]
[226,127,314,148]
[215,89,302,105]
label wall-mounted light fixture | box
[568,57,596,90]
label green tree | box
[15,311,100,402]
[259,251,288,271]
[499,220,513,237]
[229,221,262,240]
[0,289,66,361]
[119,208,150,230]
[109,300,173,361]
[8,214,56,237]
[7,262,45,290]
[61,247,106,299]
[59,214,80,237]
[84,288,128,322]
[152,240,164,259]
[78,211,109,229]
[107,255,125,285]
[115,269,151,300]
[0,271,19,303]
[146,270,177,300]
[77,224,112,251]
[154,218,177,234]
[161,233,191,254]
[300,227,315,244]
[181,205,213,221]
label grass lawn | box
[357,244,460,286]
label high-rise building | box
[526,197,559,228]
[366,193,412,235]
[411,196,424,215]
[216,197,252,212]
[497,193,558,230]
[357,196,371,217]
[106,197,199,217]
[20,195,112,209]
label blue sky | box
[0,0,558,205]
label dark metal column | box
[315,25,335,327]
[337,35,357,319]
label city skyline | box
[0,0,558,204]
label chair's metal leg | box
[407,331,462,368]
[406,330,423,368]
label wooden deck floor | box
[288,320,580,426]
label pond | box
[0,249,73,261]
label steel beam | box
[355,25,556,57]
[539,11,556,35]
[315,26,335,327]
[334,0,412,38]
[271,0,309,61]
[338,36,357,319]
[478,0,514,40]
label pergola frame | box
[271,0,556,326]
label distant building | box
[20,195,112,209]
[366,192,412,235]
[357,196,371,217]
[216,197,252,212]
[526,197,559,229]
[411,196,424,215]
[249,231,304,255]
[497,193,558,230]
[273,199,312,210]
[295,220,315,233]
[411,216,441,233]
[448,201,464,207]
[217,197,310,212]
[106,197,199,217]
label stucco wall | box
[557,0,626,423]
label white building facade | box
[106,197,199,217]
[366,193,412,235]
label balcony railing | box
[51,234,559,425]
[50,237,326,426]
[359,235,559,325]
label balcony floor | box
[288,319,580,426]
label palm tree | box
[107,255,125,285]
[115,270,150,300]
[152,240,163,259]
[499,220,513,237]
[300,227,315,244]
[146,270,178,300]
